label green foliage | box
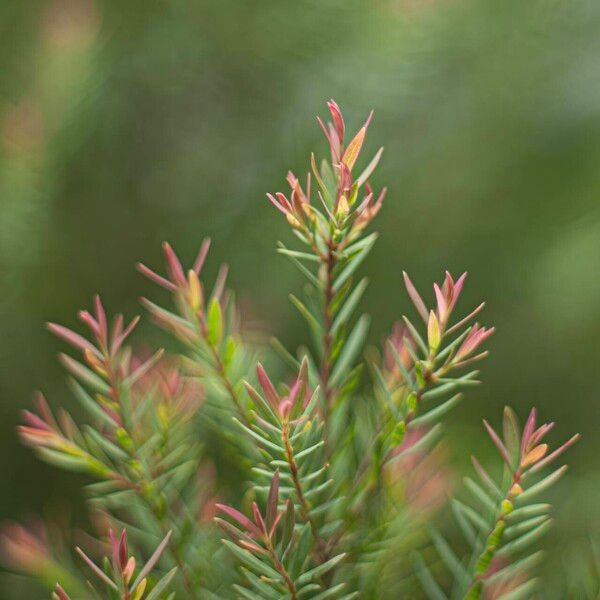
[2,101,579,600]
[413,408,579,600]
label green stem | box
[196,315,249,426]
[319,241,337,419]
[464,470,521,599]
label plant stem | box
[464,470,521,599]
[190,309,249,425]
[266,540,298,599]
[319,242,337,425]
[281,421,328,564]
[354,370,431,485]
[204,330,248,425]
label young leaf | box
[207,298,223,346]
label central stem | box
[320,242,337,417]
[465,470,521,599]
[197,316,249,425]
[267,541,298,599]
[282,422,328,564]
[208,334,247,423]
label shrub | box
[3,101,579,599]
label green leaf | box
[298,388,321,422]
[386,340,414,388]
[310,495,345,517]
[223,335,236,368]
[294,440,325,461]
[131,531,173,590]
[244,381,279,422]
[402,315,428,356]
[373,364,400,419]
[356,147,384,188]
[320,159,336,202]
[233,585,267,600]
[297,465,327,485]
[289,525,312,579]
[311,584,349,599]
[233,418,285,454]
[85,480,123,496]
[451,499,488,534]
[37,448,99,475]
[277,247,320,262]
[84,427,128,461]
[207,298,223,347]
[435,327,471,362]
[278,242,320,286]
[429,528,468,586]
[504,515,549,539]
[60,354,110,393]
[333,233,378,292]
[304,478,333,498]
[296,583,321,596]
[463,477,497,513]
[240,568,281,598]
[142,298,195,330]
[222,540,280,580]
[410,393,462,427]
[452,499,478,548]
[427,311,441,353]
[331,277,368,334]
[517,466,567,502]
[270,337,301,369]
[330,277,353,315]
[289,294,322,339]
[330,314,370,386]
[470,456,503,499]
[296,553,346,585]
[69,379,119,428]
[145,567,177,600]
[421,371,480,401]
[390,424,442,462]
[506,504,551,522]
[311,153,334,208]
[412,552,447,600]
[497,520,553,556]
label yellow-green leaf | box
[207,298,223,347]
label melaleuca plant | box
[54,529,175,600]
[413,408,580,600]
[3,101,580,600]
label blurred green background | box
[1,0,599,592]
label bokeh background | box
[1,0,599,595]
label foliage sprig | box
[3,100,580,600]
